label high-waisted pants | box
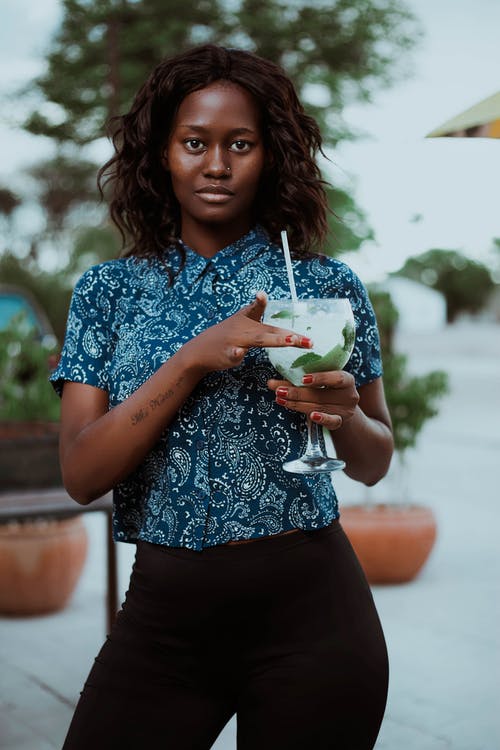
[62,520,389,749]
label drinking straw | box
[280,229,298,304]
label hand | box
[267,370,360,430]
[184,291,313,376]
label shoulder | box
[292,253,366,296]
[73,255,161,298]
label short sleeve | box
[322,262,383,388]
[49,266,113,397]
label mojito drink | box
[265,299,355,386]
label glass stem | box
[303,416,325,459]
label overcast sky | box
[0,0,499,280]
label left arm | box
[268,372,393,486]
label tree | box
[24,0,421,148]
[395,248,496,323]
[28,155,101,232]
[0,188,21,219]
[19,0,421,258]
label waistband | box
[137,519,341,562]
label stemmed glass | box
[264,298,355,474]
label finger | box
[253,331,313,348]
[274,385,332,405]
[244,290,268,322]
[301,371,355,388]
[310,412,343,430]
[267,378,293,391]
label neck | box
[180,220,253,258]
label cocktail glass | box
[264,298,355,474]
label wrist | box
[175,339,209,380]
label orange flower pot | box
[340,503,437,584]
[0,516,88,615]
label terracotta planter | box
[0,421,62,490]
[340,503,437,584]
[0,516,88,615]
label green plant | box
[395,248,496,322]
[368,288,449,455]
[0,314,60,422]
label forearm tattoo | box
[130,376,185,427]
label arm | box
[59,293,312,505]
[267,373,393,486]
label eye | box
[230,140,252,152]
[184,139,205,152]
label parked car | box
[0,284,57,348]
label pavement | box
[0,320,499,750]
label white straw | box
[280,229,298,304]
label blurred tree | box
[69,224,122,276]
[24,0,420,148]
[395,248,496,323]
[0,188,21,219]
[0,187,22,251]
[20,0,421,257]
[28,154,101,232]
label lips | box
[194,184,235,204]
[195,185,235,195]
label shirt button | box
[195,489,205,499]
[196,439,206,450]
[206,310,216,320]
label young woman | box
[51,44,393,750]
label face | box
[164,82,266,243]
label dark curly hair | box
[98,44,330,267]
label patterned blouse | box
[50,226,382,550]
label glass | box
[264,298,355,474]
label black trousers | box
[63,520,388,749]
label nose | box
[203,145,230,177]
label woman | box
[51,44,393,750]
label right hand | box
[183,291,313,375]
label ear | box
[161,151,170,171]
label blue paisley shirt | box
[50,226,382,550]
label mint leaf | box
[270,310,294,319]
[342,322,355,351]
[290,352,322,368]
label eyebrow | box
[177,125,257,136]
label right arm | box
[59,292,311,504]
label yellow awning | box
[426,90,500,138]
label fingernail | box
[310,412,322,422]
[276,397,287,406]
[276,387,288,398]
[301,337,313,347]
[302,375,313,384]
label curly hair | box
[98,44,330,267]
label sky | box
[0,0,499,280]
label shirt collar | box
[178,225,271,282]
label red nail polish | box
[310,412,322,422]
[301,337,313,347]
[302,375,313,384]
[276,387,288,398]
[276,397,287,406]
[284,335,294,344]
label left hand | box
[267,371,360,431]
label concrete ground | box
[0,321,499,750]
